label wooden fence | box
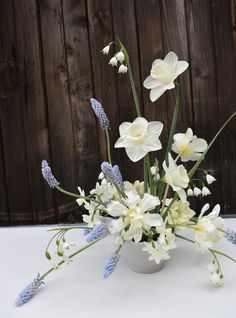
[0,0,235,225]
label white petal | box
[126,146,147,162]
[150,86,167,102]
[189,138,208,152]
[145,213,163,227]
[114,136,135,148]
[152,59,163,68]
[147,121,163,136]
[142,135,162,152]
[174,61,189,77]
[143,75,163,89]
[164,51,178,73]
[133,117,149,128]
[177,188,186,203]
[119,122,131,136]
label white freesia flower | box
[107,191,162,243]
[206,174,216,184]
[116,51,125,62]
[202,186,211,196]
[193,187,201,196]
[142,241,170,264]
[194,204,224,252]
[109,56,118,66]
[118,64,128,73]
[172,128,208,162]
[163,153,189,202]
[115,117,163,162]
[165,199,195,225]
[76,186,86,206]
[143,51,189,102]
[101,44,110,55]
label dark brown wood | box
[0,0,235,224]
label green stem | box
[144,157,148,193]
[105,128,112,164]
[160,184,169,216]
[40,238,102,281]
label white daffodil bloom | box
[193,187,201,196]
[163,153,189,202]
[107,191,162,243]
[116,51,125,62]
[109,56,118,66]
[115,117,163,162]
[76,186,86,206]
[142,241,170,264]
[101,45,110,55]
[172,128,208,162]
[118,64,128,73]
[143,51,189,102]
[165,199,195,225]
[124,180,144,197]
[194,204,224,252]
[202,186,211,196]
[206,174,216,184]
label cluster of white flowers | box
[102,43,128,73]
[207,261,223,287]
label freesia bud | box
[118,64,128,73]
[116,51,125,62]
[101,45,110,55]
[206,174,216,184]
[109,56,118,66]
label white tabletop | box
[1,218,236,318]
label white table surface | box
[1,218,236,318]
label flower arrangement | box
[16,39,236,306]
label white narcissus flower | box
[172,128,208,162]
[116,51,125,62]
[202,186,211,196]
[142,241,170,264]
[194,204,224,252]
[118,64,128,73]
[115,117,163,162]
[206,174,216,184]
[163,153,189,202]
[101,44,110,55]
[107,191,162,243]
[165,199,195,225]
[193,187,201,196]
[143,51,189,102]
[109,56,118,66]
[76,187,86,206]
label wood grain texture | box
[0,0,235,224]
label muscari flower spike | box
[225,229,236,245]
[86,222,110,243]
[103,252,121,279]
[90,98,110,130]
[41,160,59,188]
[101,162,123,187]
[15,274,44,306]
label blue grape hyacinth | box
[41,160,59,188]
[112,165,123,187]
[103,252,121,279]
[90,98,110,130]
[86,223,110,243]
[15,274,44,306]
[101,162,123,187]
[225,229,236,245]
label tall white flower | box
[143,51,189,102]
[163,153,189,202]
[115,117,163,162]
[172,128,208,162]
[194,204,224,252]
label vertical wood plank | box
[111,0,143,181]
[0,122,9,225]
[13,0,56,224]
[0,0,33,224]
[185,0,222,208]
[62,0,100,197]
[211,0,236,214]
[38,0,79,222]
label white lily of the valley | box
[193,187,201,196]
[116,51,125,62]
[206,174,216,184]
[202,186,211,196]
[107,191,162,243]
[109,56,118,66]
[194,204,224,252]
[143,51,189,102]
[101,45,110,55]
[163,153,189,202]
[172,128,208,162]
[187,188,193,196]
[115,117,163,162]
[118,64,128,73]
